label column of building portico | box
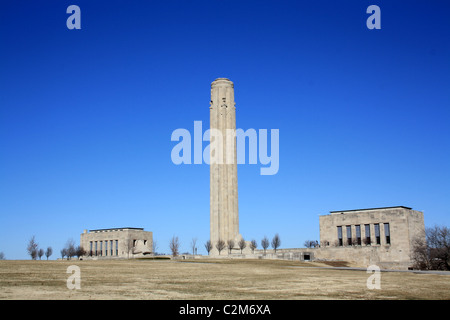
[352,224,357,245]
[380,222,386,245]
[342,225,347,245]
[369,223,375,246]
[362,224,368,245]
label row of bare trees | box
[26,236,89,260]
[204,238,250,255]
[60,238,86,260]
[168,234,282,256]
[26,236,53,260]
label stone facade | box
[316,206,425,269]
[80,227,153,259]
[253,248,315,261]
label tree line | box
[169,234,283,256]
[26,236,85,260]
[26,235,53,260]
[411,225,450,270]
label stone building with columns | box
[239,206,425,270]
[80,227,153,259]
[316,206,425,269]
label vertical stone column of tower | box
[210,78,240,253]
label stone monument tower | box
[209,78,241,254]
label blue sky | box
[0,1,449,259]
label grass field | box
[0,259,449,300]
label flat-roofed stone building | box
[80,227,153,259]
[316,206,425,269]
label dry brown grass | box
[0,259,449,300]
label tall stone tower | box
[209,78,240,254]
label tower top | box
[211,78,234,88]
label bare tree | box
[169,236,180,257]
[304,240,319,248]
[38,248,44,260]
[250,239,257,253]
[76,246,86,258]
[60,248,67,259]
[411,233,431,270]
[0,252,5,260]
[67,247,76,259]
[261,236,269,254]
[125,238,135,259]
[227,239,235,254]
[427,225,450,270]
[216,239,225,255]
[191,238,197,255]
[238,238,246,254]
[204,240,212,255]
[411,225,450,270]
[27,236,39,260]
[271,233,281,253]
[45,247,53,260]
[65,239,76,260]
[152,239,158,255]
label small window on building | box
[115,240,118,256]
[374,224,380,245]
[304,254,311,261]
[384,223,391,245]
[110,240,113,256]
[337,226,343,246]
[365,224,371,245]
[105,241,108,256]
